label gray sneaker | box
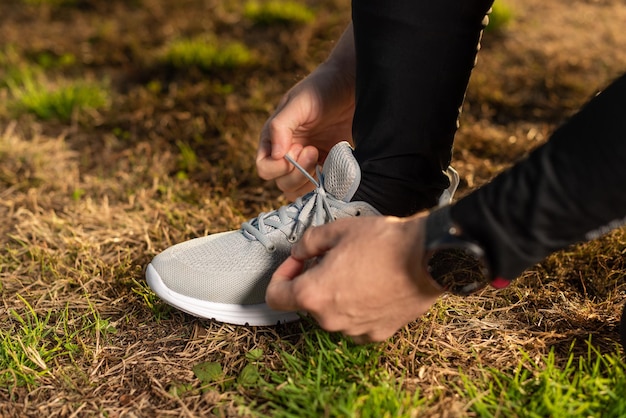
[146,141,460,326]
[146,141,380,325]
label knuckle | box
[268,118,283,135]
[292,288,342,332]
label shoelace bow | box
[241,154,342,251]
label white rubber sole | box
[145,264,300,326]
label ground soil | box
[1,0,626,416]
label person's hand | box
[256,25,356,201]
[256,65,355,200]
[265,214,444,343]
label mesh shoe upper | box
[148,141,380,308]
[147,141,460,324]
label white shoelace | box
[241,155,347,251]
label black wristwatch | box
[424,205,510,296]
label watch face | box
[426,246,491,296]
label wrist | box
[399,214,447,297]
[324,23,356,81]
[423,205,510,295]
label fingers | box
[291,221,343,261]
[256,99,304,180]
[265,256,305,312]
[258,142,319,199]
[266,223,341,312]
[266,222,409,344]
[275,146,318,194]
[256,101,320,200]
[255,134,296,181]
[262,106,295,160]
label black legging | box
[351,0,495,216]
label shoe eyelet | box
[267,244,277,252]
[355,210,361,216]
[288,235,298,243]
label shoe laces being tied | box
[241,154,346,252]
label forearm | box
[452,72,626,281]
[323,23,356,82]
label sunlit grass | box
[232,323,427,417]
[244,0,315,26]
[0,46,104,122]
[1,294,116,393]
[8,77,108,122]
[0,47,42,89]
[175,140,200,179]
[130,278,174,321]
[1,297,60,389]
[162,38,254,71]
[486,0,514,33]
[163,321,428,416]
[460,342,626,417]
[32,51,76,70]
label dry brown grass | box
[1,0,626,416]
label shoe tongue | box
[321,141,361,202]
